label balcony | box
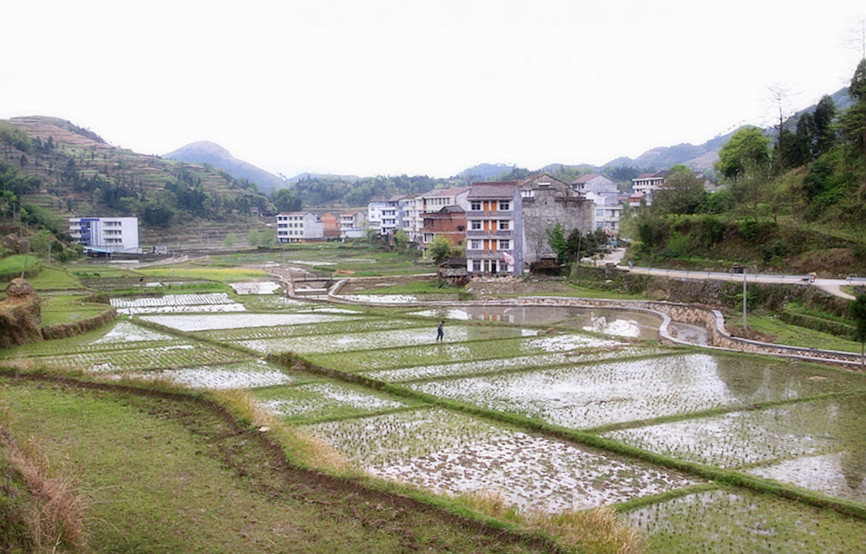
[466,249,511,260]
[467,210,512,219]
[466,229,513,239]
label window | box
[499,239,510,250]
[498,220,510,231]
[470,220,482,230]
[499,201,510,211]
[596,209,604,217]
[470,239,482,249]
[470,201,481,211]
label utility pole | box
[743,269,748,331]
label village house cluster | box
[276,173,638,277]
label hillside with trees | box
[0,116,279,248]
[625,60,866,277]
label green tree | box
[716,126,771,214]
[652,170,707,215]
[223,233,238,248]
[546,223,567,263]
[850,58,866,101]
[29,229,52,257]
[247,229,261,247]
[272,188,301,212]
[394,229,409,249]
[427,235,455,264]
[812,95,837,157]
[852,292,866,368]
[715,126,771,183]
[841,59,866,158]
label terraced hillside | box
[5,284,866,551]
[2,116,273,246]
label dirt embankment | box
[40,308,117,341]
[0,279,43,349]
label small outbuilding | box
[438,258,469,286]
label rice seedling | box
[192,317,419,342]
[139,312,355,332]
[604,395,864,472]
[36,342,246,374]
[304,409,699,514]
[237,325,535,356]
[111,292,246,315]
[112,360,297,390]
[90,320,176,343]
[253,381,417,422]
[407,353,866,430]
[307,333,620,372]
[361,430,700,514]
[623,488,866,552]
[366,347,670,383]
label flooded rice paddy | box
[309,408,700,512]
[6,290,866,548]
[411,305,661,340]
[229,281,281,295]
[111,292,246,314]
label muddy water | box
[412,305,661,340]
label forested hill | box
[0,116,273,245]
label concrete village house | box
[280,173,610,275]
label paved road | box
[613,258,861,301]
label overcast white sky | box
[2,1,864,178]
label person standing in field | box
[436,321,445,342]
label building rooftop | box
[570,173,601,185]
[426,186,471,197]
[468,182,518,199]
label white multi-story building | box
[631,171,668,205]
[465,182,524,277]
[69,216,139,253]
[571,174,622,236]
[368,196,404,237]
[276,212,323,243]
[339,210,367,239]
[588,195,623,235]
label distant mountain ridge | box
[600,86,853,174]
[457,163,516,182]
[601,132,735,174]
[164,141,286,193]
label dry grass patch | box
[209,388,350,472]
[459,489,645,553]
[0,427,87,552]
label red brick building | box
[420,206,467,252]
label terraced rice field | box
[111,292,246,314]
[4,291,866,550]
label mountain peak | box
[164,141,232,160]
[164,141,286,193]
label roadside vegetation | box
[624,60,866,277]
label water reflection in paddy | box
[411,305,661,340]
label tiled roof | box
[426,186,470,197]
[468,182,518,198]
[571,173,600,185]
